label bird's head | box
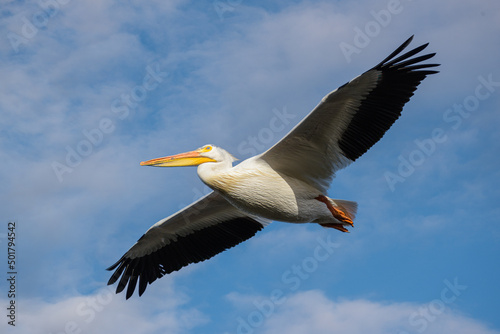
[140,144,236,167]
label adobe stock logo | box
[51,63,167,182]
[237,106,296,158]
[234,236,340,334]
[339,0,410,63]
[385,73,500,191]
[7,0,72,53]
[399,277,467,334]
[213,0,244,21]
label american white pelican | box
[107,36,439,299]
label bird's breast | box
[204,167,322,223]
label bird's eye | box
[204,145,212,151]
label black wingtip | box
[106,217,265,299]
[337,35,440,162]
[106,262,119,271]
[106,255,125,271]
[373,36,440,73]
[374,35,414,68]
[126,275,138,299]
[375,38,440,78]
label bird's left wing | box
[107,191,270,299]
[258,36,439,192]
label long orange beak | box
[140,149,216,167]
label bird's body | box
[202,154,321,222]
[198,153,353,225]
[107,36,440,299]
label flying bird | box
[107,36,439,299]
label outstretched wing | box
[107,191,269,299]
[259,36,439,192]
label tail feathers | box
[332,199,358,220]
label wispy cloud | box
[246,290,499,334]
[0,279,208,334]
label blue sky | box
[1,0,500,333]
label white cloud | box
[229,290,499,334]
[1,279,208,334]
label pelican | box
[107,36,439,299]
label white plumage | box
[107,36,439,299]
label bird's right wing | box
[107,191,270,299]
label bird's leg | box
[315,195,354,232]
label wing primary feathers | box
[337,36,440,161]
[381,43,430,68]
[374,35,415,68]
[106,258,127,286]
[107,217,265,299]
[387,53,437,71]
[258,36,438,192]
[126,270,139,299]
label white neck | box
[196,149,235,190]
[197,160,232,181]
